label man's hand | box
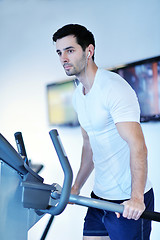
[68,185,80,204]
[115,198,145,220]
[71,185,80,195]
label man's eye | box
[68,49,74,53]
[57,51,62,56]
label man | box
[53,24,154,240]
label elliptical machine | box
[0,129,159,240]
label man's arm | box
[115,121,147,220]
[71,127,94,195]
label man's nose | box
[61,52,69,63]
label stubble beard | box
[64,52,86,78]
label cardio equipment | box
[0,129,160,240]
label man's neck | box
[77,62,98,94]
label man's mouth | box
[63,64,72,70]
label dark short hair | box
[53,24,95,60]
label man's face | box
[56,35,86,77]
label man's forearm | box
[119,142,148,220]
[130,142,148,200]
[115,122,148,219]
[72,144,94,194]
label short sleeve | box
[106,75,140,124]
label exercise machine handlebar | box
[49,129,160,222]
[69,194,160,222]
[40,129,73,216]
[14,132,29,165]
[0,133,28,175]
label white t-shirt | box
[72,68,151,200]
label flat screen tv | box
[110,56,160,122]
[47,79,79,126]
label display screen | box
[111,56,160,122]
[47,80,79,126]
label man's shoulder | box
[96,68,124,92]
[97,68,122,83]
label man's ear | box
[86,44,95,59]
